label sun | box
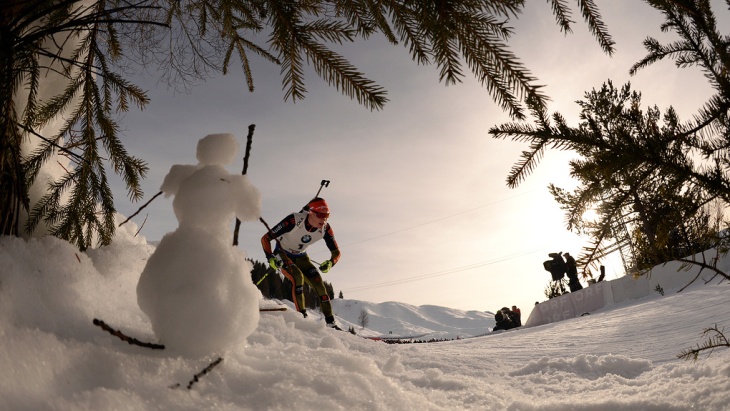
[581,207,599,223]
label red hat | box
[308,198,330,215]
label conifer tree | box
[490,1,730,280]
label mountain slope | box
[265,298,497,340]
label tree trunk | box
[0,8,28,237]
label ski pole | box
[256,272,270,285]
[256,256,286,285]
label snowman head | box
[196,133,239,166]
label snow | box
[2,221,730,410]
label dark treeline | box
[381,338,456,344]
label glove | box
[268,257,280,270]
[319,260,333,273]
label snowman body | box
[136,134,261,357]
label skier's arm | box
[261,214,296,258]
[323,225,341,265]
[260,232,275,259]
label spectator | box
[563,252,583,292]
[493,307,517,331]
[511,305,522,327]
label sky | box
[109,1,727,318]
[1,223,729,410]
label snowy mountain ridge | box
[266,298,497,340]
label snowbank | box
[526,251,727,327]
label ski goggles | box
[312,210,330,219]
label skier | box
[261,197,342,329]
[563,252,583,292]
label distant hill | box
[264,298,497,341]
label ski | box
[260,307,287,312]
[327,324,344,331]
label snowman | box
[136,133,261,357]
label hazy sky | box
[113,1,726,317]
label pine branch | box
[576,0,615,55]
[677,325,729,361]
[547,0,574,34]
[676,253,730,289]
[92,318,165,350]
[388,2,430,64]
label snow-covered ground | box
[1,223,729,410]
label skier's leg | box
[279,255,306,316]
[301,260,335,324]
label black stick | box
[134,214,148,237]
[169,357,224,389]
[242,124,255,175]
[119,191,163,227]
[233,124,256,246]
[93,318,165,350]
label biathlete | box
[261,197,342,329]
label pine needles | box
[677,325,729,362]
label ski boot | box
[325,316,342,331]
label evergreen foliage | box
[2,0,613,250]
[490,1,730,281]
[677,325,730,361]
[544,279,567,299]
[2,0,150,250]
